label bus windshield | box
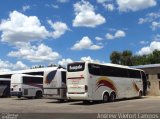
[67,62,85,72]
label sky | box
[0,0,160,72]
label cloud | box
[138,11,160,31]
[106,30,126,40]
[117,0,157,12]
[71,36,103,50]
[154,34,160,41]
[138,12,160,24]
[137,41,160,55]
[8,43,61,62]
[140,40,149,45]
[22,5,30,12]
[51,5,59,9]
[151,21,160,30]
[81,56,98,62]
[73,0,106,27]
[14,61,29,70]
[0,11,69,45]
[45,4,59,9]
[57,0,69,3]
[97,0,108,3]
[103,3,115,11]
[0,59,28,72]
[58,58,73,67]
[0,11,49,44]
[48,20,70,39]
[95,36,103,41]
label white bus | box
[0,78,10,97]
[67,61,148,103]
[43,68,67,102]
[11,74,43,99]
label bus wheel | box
[35,91,42,99]
[109,93,116,102]
[58,99,65,103]
[103,93,109,103]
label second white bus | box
[43,68,67,102]
[11,74,43,99]
[67,61,149,103]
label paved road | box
[0,96,159,113]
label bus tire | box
[35,91,42,99]
[58,99,65,103]
[109,92,116,102]
[103,93,109,103]
[2,89,7,97]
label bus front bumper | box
[43,94,67,100]
[11,91,22,97]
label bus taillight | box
[85,85,88,92]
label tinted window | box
[67,63,85,72]
[23,76,43,84]
[88,64,101,76]
[128,70,141,78]
[61,71,66,84]
[88,63,141,79]
[0,81,10,85]
[0,74,12,78]
[102,66,129,77]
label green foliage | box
[110,50,160,66]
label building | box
[132,64,160,96]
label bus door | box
[141,71,147,96]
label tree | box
[48,64,57,67]
[152,50,160,63]
[120,50,133,66]
[31,65,45,69]
[110,49,160,66]
[110,51,121,64]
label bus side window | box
[88,64,101,76]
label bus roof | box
[68,61,143,71]
[11,73,43,78]
[0,66,65,76]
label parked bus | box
[11,74,43,99]
[43,68,67,102]
[0,78,10,97]
[67,61,149,103]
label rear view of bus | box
[43,68,67,102]
[67,62,89,100]
[11,74,43,99]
